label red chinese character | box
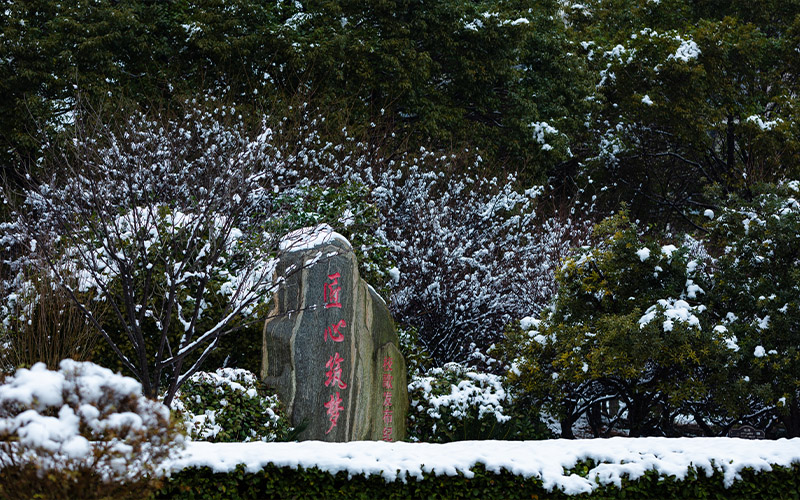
[382,427,393,441]
[383,391,392,407]
[382,356,393,372]
[383,409,393,425]
[324,319,347,342]
[324,352,347,390]
[324,272,342,309]
[382,372,393,389]
[324,391,345,434]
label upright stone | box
[262,224,408,441]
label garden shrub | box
[155,461,800,500]
[503,211,734,438]
[407,362,514,442]
[0,360,183,500]
[709,181,800,437]
[171,368,292,443]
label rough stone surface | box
[262,226,408,442]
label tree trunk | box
[780,399,800,438]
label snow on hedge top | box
[170,438,800,495]
[279,224,352,253]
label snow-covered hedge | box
[171,368,292,443]
[157,438,800,499]
[0,360,182,498]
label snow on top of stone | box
[169,438,800,494]
[279,224,352,253]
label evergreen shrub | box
[155,461,800,500]
[171,368,292,443]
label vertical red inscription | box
[324,391,345,434]
[322,270,347,435]
[382,355,394,442]
[324,319,346,342]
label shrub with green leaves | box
[573,0,800,222]
[710,181,800,437]
[503,211,734,438]
[171,368,292,443]
[407,362,515,442]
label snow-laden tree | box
[710,182,800,437]
[571,0,800,224]
[503,211,734,438]
[1,102,298,404]
[306,141,594,364]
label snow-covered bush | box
[2,100,592,398]
[503,211,734,438]
[0,100,307,404]
[171,368,292,443]
[0,360,182,499]
[376,170,592,363]
[710,182,800,437]
[303,135,594,363]
[407,362,515,442]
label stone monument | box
[262,224,408,441]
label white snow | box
[636,247,650,261]
[0,361,174,479]
[520,316,541,330]
[685,280,704,299]
[641,95,653,106]
[668,39,700,62]
[279,224,352,252]
[529,121,559,150]
[408,364,510,426]
[746,115,783,131]
[754,345,766,358]
[639,298,701,330]
[168,438,800,493]
[703,209,715,219]
[660,244,677,258]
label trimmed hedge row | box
[155,462,800,500]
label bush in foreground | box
[0,360,183,500]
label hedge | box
[155,462,800,500]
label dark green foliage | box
[268,181,396,297]
[154,462,800,500]
[573,0,800,224]
[173,368,293,442]
[709,182,800,436]
[0,464,162,500]
[503,211,733,437]
[285,0,589,176]
[0,0,590,183]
